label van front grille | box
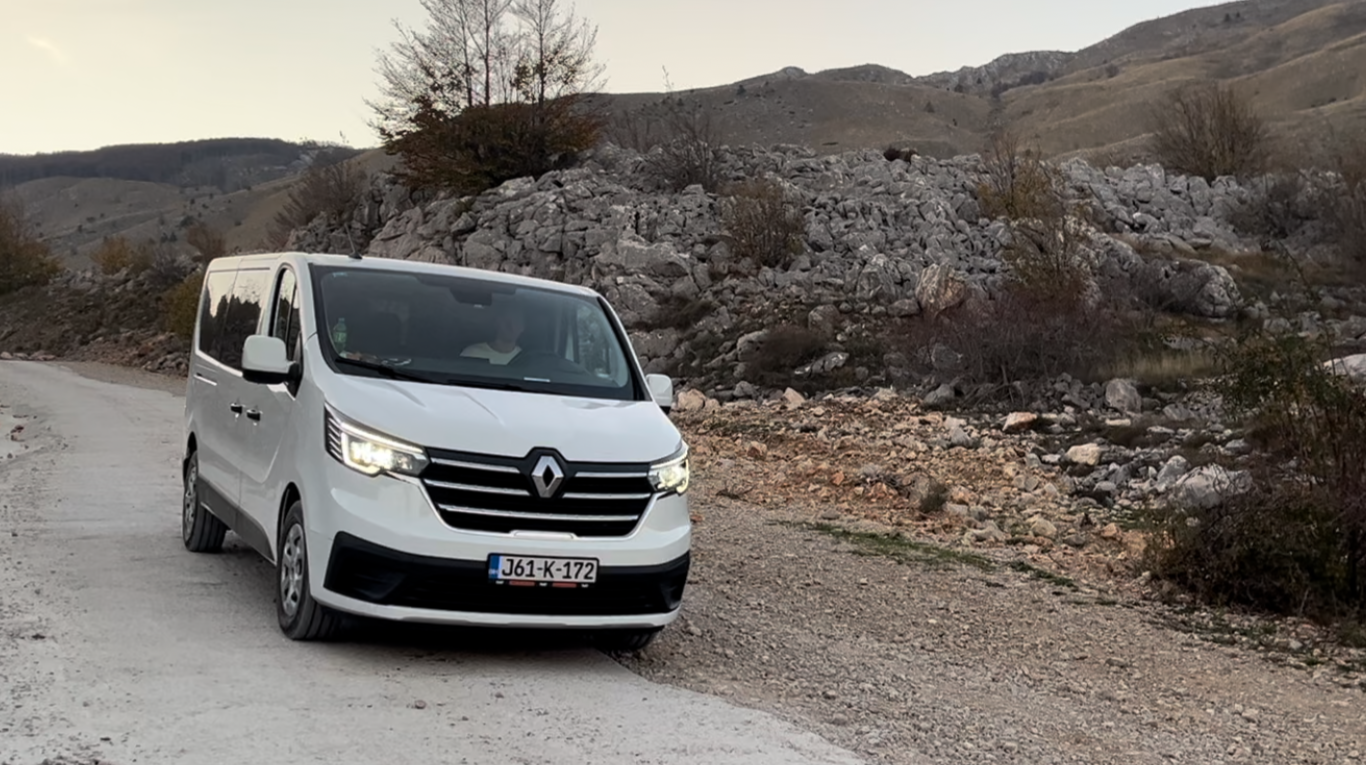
[419,449,655,537]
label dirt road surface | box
[0,361,861,765]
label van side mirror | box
[645,374,674,414]
[242,335,295,386]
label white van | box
[181,252,691,648]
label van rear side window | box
[197,267,271,370]
[196,270,236,364]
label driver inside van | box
[460,302,526,365]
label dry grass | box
[1096,347,1221,388]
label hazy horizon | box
[4,0,1226,156]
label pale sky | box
[2,0,1224,155]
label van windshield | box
[308,264,644,401]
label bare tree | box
[510,0,603,106]
[369,0,602,128]
[368,0,605,193]
[1148,81,1270,181]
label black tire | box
[592,627,661,653]
[276,501,340,641]
[182,451,227,553]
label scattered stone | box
[1169,465,1252,510]
[922,384,956,408]
[1002,412,1038,432]
[781,388,806,409]
[1066,444,1103,466]
[1105,378,1143,415]
[1029,517,1059,539]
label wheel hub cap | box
[182,463,197,540]
[280,524,305,618]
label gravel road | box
[7,360,1366,765]
[0,361,859,765]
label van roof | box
[210,251,603,298]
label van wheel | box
[182,451,227,553]
[277,501,340,641]
[592,627,661,653]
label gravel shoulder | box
[14,360,1366,765]
[618,465,1366,764]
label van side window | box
[196,270,237,364]
[217,268,270,370]
[271,268,301,362]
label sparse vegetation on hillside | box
[1148,81,1270,182]
[267,149,370,247]
[370,0,605,194]
[1147,321,1366,621]
[1322,129,1366,273]
[90,235,153,275]
[186,222,226,264]
[163,271,204,341]
[977,127,1098,308]
[0,138,354,191]
[0,197,59,295]
[609,74,726,193]
[720,178,807,270]
[748,323,829,389]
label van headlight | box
[648,447,690,496]
[324,407,429,477]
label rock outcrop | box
[287,144,1264,397]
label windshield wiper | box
[334,356,442,384]
[449,378,535,393]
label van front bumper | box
[304,460,692,628]
[316,532,689,628]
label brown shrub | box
[644,294,715,331]
[382,97,601,196]
[1227,172,1318,245]
[186,222,227,264]
[1148,81,1270,182]
[1146,326,1366,620]
[977,127,1061,221]
[977,127,1099,308]
[162,270,204,341]
[721,178,806,270]
[890,286,1139,396]
[0,197,59,295]
[90,236,155,275]
[267,151,370,248]
[1321,129,1366,272]
[748,324,828,388]
[620,95,724,193]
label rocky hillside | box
[287,142,1275,402]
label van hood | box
[322,375,683,464]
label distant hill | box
[10,0,1366,270]
[595,0,1366,162]
[7,148,396,269]
[0,137,364,193]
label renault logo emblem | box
[531,455,564,499]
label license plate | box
[488,554,598,586]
